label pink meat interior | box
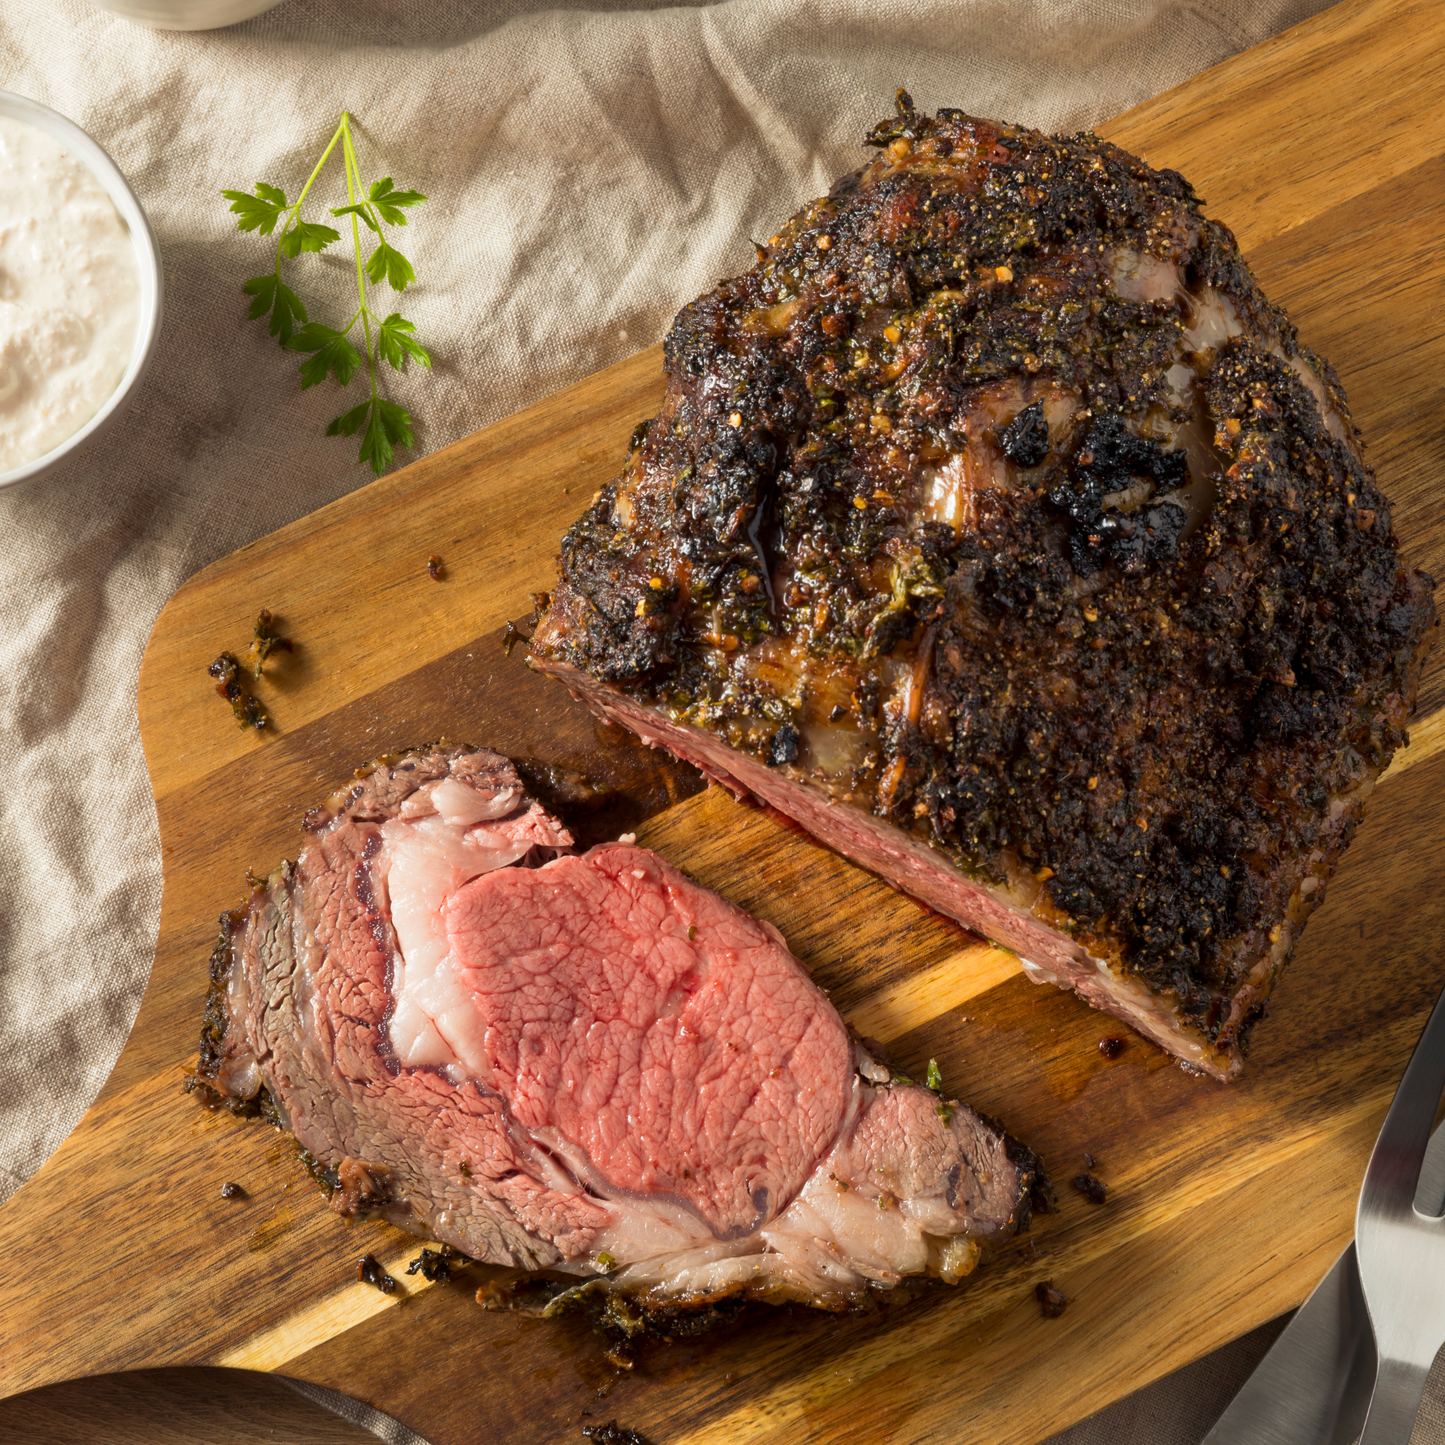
[441,843,852,1235]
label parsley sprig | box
[223,112,431,476]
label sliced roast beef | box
[195,745,1041,1308]
[528,96,1437,1080]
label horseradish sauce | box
[0,115,140,472]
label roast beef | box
[195,745,1041,1309]
[529,94,1437,1080]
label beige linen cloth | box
[0,0,1393,1440]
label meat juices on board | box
[195,746,1042,1309]
[529,94,1437,1080]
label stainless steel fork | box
[1355,980,1445,1444]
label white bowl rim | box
[0,90,164,490]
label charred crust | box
[997,400,1048,468]
[297,1142,341,1196]
[193,911,243,1088]
[1046,414,1188,576]
[1001,1128,1051,1227]
[766,723,801,766]
[184,1069,285,1128]
[533,98,1437,1060]
[599,1289,752,1340]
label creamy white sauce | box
[0,117,140,471]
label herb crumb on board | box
[405,1245,464,1284]
[1036,1281,1068,1318]
[207,610,294,731]
[356,1254,398,1294]
[244,608,292,677]
[208,652,269,731]
[581,1420,653,1443]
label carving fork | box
[1356,980,1445,1443]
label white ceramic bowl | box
[89,0,283,29]
[0,91,164,490]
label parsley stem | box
[295,119,346,212]
[338,114,378,403]
[273,117,346,276]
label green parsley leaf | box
[242,272,277,320]
[368,177,427,225]
[330,201,381,233]
[925,1058,943,1093]
[223,184,288,235]
[242,274,307,344]
[376,396,414,447]
[358,404,391,474]
[377,313,432,371]
[280,219,341,257]
[327,400,372,438]
[297,343,359,390]
[286,324,362,389]
[285,321,345,352]
[356,396,415,475]
[366,238,416,291]
[271,282,307,344]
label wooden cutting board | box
[4,1,1444,1439]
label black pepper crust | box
[533,94,1436,1060]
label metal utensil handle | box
[1198,1241,1378,1445]
[1359,988,1445,1221]
[1359,1356,1431,1445]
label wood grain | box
[2,1,1443,1441]
[0,1371,375,1445]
